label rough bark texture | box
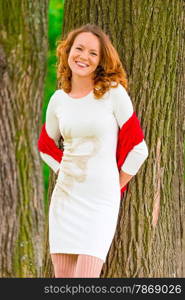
[44,0,185,277]
[0,0,49,277]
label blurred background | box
[0,0,184,279]
[42,0,64,206]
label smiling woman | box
[68,33,100,69]
[38,23,149,278]
[66,31,101,98]
[56,24,129,99]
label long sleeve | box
[112,84,149,176]
[38,92,62,174]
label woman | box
[38,23,149,278]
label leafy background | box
[41,0,64,206]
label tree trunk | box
[0,0,49,277]
[44,0,185,277]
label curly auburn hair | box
[56,23,129,100]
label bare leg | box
[75,254,104,278]
[51,253,78,278]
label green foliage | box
[42,0,64,207]
[43,0,64,117]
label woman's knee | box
[75,254,104,278]
[51,253,78,278]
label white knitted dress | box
[39,84,148,262]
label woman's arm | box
[111,84,149,187]
[38,91,62,174]
[119,170,134,189]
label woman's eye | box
[76,47,97,56]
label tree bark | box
[44,0,185,277]
[0,0,49,277]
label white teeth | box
[76,61,88,67]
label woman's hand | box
[119,169,134,189]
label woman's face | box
[68,32,101,80]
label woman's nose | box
[79,52,89,60]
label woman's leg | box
[51,253,78,278]
[75,254,104,278]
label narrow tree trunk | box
[0,0,49,277]
[44,0,185,277]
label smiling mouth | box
[75,61,89,68]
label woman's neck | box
[70,76,94,94]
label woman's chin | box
[71,70,92,78]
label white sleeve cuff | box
[40,152,60,174]
[121,140,149,175]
